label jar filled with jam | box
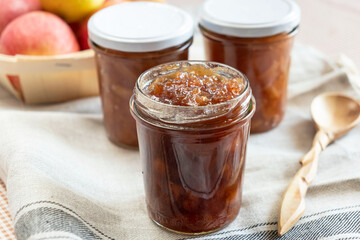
[88,2,194,147]
[130,61,255,234]
[199,0,301,133]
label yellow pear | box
[40,0,106,23]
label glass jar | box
[199,0,301,133]
[88,2,194,147]
[130,61,255,234]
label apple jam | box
[130,61,255,234]
[200,28,296,133]
[90,40,191,147]
[88,2,194,147]
[199,0,300,133]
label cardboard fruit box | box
[0,49,99,104]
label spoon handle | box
[300,130,333,165]
[278,158,318,236]
[278,130,333,236]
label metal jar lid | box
[88,2,194,52]
[199,0,301,38]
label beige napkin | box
[0,39,359,240]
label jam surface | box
[144,64,245,106]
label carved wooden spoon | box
[278,93,360,236]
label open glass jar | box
[199,0,301,133]
[130,61,255,234]
[88,2,194,147]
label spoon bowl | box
[311,93,360,136]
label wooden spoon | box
[278,93,360,236]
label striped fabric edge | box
[14,201,114,240]
[182,205,360,240]
[0,179,16,240]
[9,197,360,239]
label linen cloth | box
[0,38,359,240]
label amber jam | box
[199,0,300,133]
[144,64,246,106]
[90,40,192,147]
[130,61,255,235]
[200,28,296,133]
[88,2,194,148]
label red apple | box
[0,11,80,56]
[0,0,41,36]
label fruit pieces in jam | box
[143,64,246,106]
[90,40,191,147]
[200,26,296,133]
[141,124,248,234]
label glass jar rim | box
[136,61,249,109]
[200,24,299,43]
[131,61,255,130]
[89,38,193,57]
